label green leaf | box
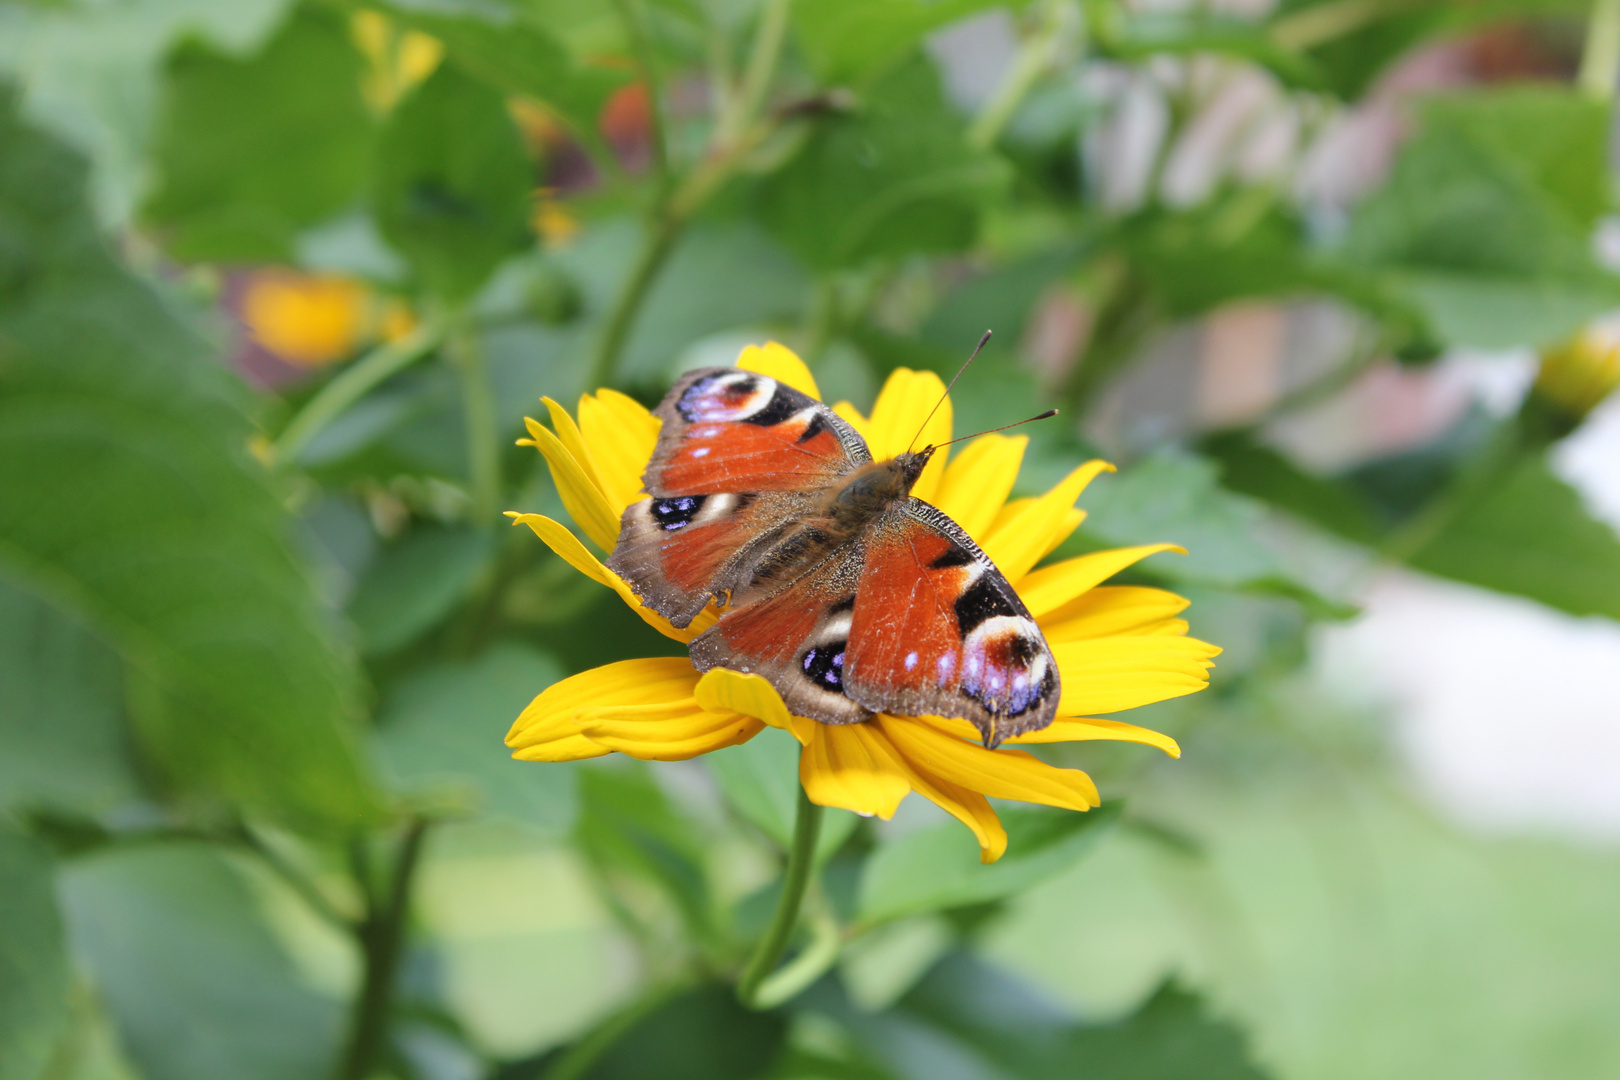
[706,728,858,861]
[373,61,534,300]
[385,5,627,146]
[858,803,1119,926]
[375,642,577,828]
[756,55,1011,272]
[0,89,380,832]
[59,842,343,1080]
[1063,451,1354,616]
[0,824,70,1080]
[142,4,375,261]
[889,953,1270,1080]
[1201,430,1384,546]
[0,576,144,814]
[1411,453,1620,621]
[576,764,717,941]
[792,0,1006,86]
[1421,87,1610,230]
[1343,111,1620,349]
[1101,11,1325,91]
[347,523,495,656]
[579,983,787,1080]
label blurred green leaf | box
[59,842,343,1080]
[1101,11,1324,90]
[1344,109,1620,350]
[706,728,858,861]
[757,55,1011,271]
[0,89,380,832]
[1422,87,1610,231]
[576,764,717,941]
[1201,430,1384,546]
[858,803,1119,926]
[1065,451,1354,616]
[792,0,1005,86]
[0,824,70,1080]
[887,953,1270,1080]
[0,577,143,814]
[373,61,534,300]
[581,984,787,1080]
[141,4,374,261]
[385,5,627,147]
[347,523,495,656]
[375,641,576,827]
[1411,453,1620,622]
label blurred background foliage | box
[3,0,1620,1078]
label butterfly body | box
[606,367,1059,748]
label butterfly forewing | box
[606,368,866,628]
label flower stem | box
[968,0,1069,151]
[736,786,823,1009]
[269,321,440,467]
[335,818,430,1080]
[446,314,500,528]
[584,214,683,391]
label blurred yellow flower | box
[351,10,443,112]
[1535,321,1620,421]
[507,344,1217,862]
[241,271,416,366]
[241,273,369,367]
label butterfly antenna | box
[929,408,1059,451]
[907,330,993,453]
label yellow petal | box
[799,722,911,819]
[577,389,660,512]
[512,734,610,763]
[883,743,1007,863]
[862,369,951,501]
[505,513,713,642]
[1039,586,1191,642]
[879,715,1099,812]
[980,460,1113,583]
[930,433,1026,543]
[738,341,820,400]
[1053,636,1219,715]
[541,397,602,493]
[583,703,763,761]
[1019,545,1185,619]
[921,714,1179,757]
[508,656,699,747]
[693,669,793,730]
[518,418,620,551]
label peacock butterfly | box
[605,365,1060,748]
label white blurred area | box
[930,6,1620,843]
[1316,397,1620,842]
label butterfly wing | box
[688,535,871,725]
[607,367,868,628]
[842,499,1060,747]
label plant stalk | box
[736,787,824,1009]
[334,819,429,1080]
[447,315,500,528]
[269,321,440,467]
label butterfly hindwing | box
[608,367,869,627]
[843,500,1060,747]
[688,537,871,725]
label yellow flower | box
[240,271,415,367]
[506,344,1218,862]
[1534,322,1620,422]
